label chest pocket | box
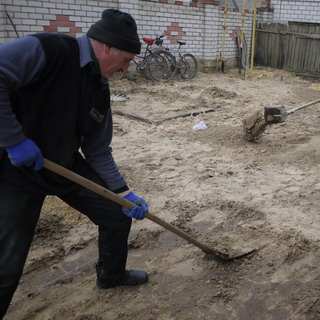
[78,70,110,136]
[89,107,104,123]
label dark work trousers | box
[0,169,132,319]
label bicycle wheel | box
[136,59,153,80]
[161,50,177,81]
[145,50,176,81]
[178,53,198,79]
[137,60,153,80]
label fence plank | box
[255,22,320,74]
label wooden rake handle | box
[43,158,218,256]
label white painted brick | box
[58,26,70,32]
[32,25,44,31]
[49,9,63,14]
[36,8,50,14]
[62,10,74,15]
[4,5,20,12]
[92,7,103,13]
[11,18,22,24]
[29,13,44,19]
[44,2,57,8]
[69,5,81,10]
[13,0,28,5]
[80,6,93,11]
[28,1,43,7]
[70,16,81,21]
[56,3,69,9]
[37,20,50,26]
[82,17,93,22]
[73,11,84,16]
[43,14,56,20]
[22,19,36,24]
[16,25,30,31]
[14,12,29,19]
[75,22,87,28]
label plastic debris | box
[111,94,128,102]
[192,121,207,131]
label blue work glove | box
[5,138,44,171]
[122,191,149,220]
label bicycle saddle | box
[142,37,155,45]
[177,41,186,46]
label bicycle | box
[133,35,176,81]
[174,41,198,79]
[109,35,176,82]
[155,39,198,80]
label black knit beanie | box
[87,9,141,54]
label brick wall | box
[0,0,283,70]
[271,0,320,23]
[0,0,119,43]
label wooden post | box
[221,0,228,72]
[250,0,257,79]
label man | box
[0,9,149,318]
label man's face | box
[99,45,135,78]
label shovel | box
[242,98,320,140]
[264,98,320,124]
[43,158,255,261]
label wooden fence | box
[255,22,320,75]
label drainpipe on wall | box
[5,7,20,38]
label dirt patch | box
[6,67,320,319]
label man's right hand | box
[122,191,149,220]
[5,138,44,171]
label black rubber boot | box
[96,265,148,289]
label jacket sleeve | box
[80,107,128,192]
[0,36,45,147]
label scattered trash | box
[111,94,128,102]
[113,123,127,134]
[174,155,183,160]
[192,120,207,131]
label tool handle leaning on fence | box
[287,98,320,115]
[43,158,220,256]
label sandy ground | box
[5,67,320,320]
